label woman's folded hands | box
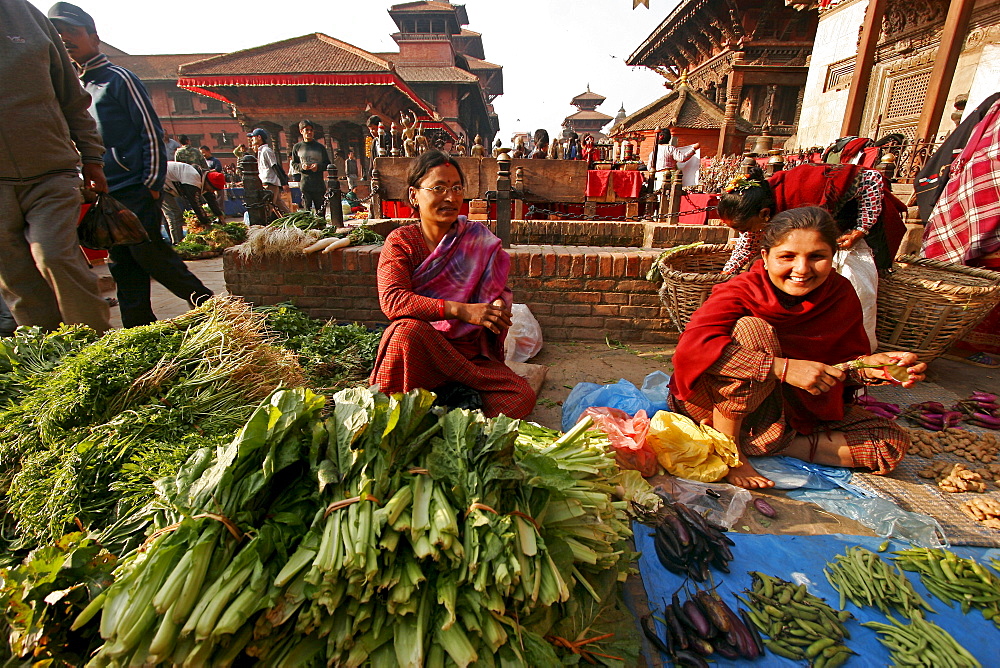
[447,299,512,334]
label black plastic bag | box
[78,193,149,250]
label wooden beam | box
[913,0,976,141]
[841,0,887,137]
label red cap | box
[207,171,226,190]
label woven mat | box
[850,383,1000,547]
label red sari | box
[370,219,535,418]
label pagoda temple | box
[174,1,500,164]
[562,87,614,140]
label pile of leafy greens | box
[258,302,382,391]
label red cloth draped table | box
[585,170,644,199]
[678,193,720,225]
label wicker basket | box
[875,255,1000,362]
[657,244,733,332]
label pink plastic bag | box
[581,407,658,476]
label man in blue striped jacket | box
[49,2,212,327]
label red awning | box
[177,73,441,124]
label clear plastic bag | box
[656,477,751,530]
[581,407,657,476]
[787,488,948,548]
[504,304,543,363]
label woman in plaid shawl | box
[922,96,1000,368]
[370,150,535,418]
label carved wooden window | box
[884,70,932,121]
[824,57,855,92]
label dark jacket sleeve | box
[112,68,166,191]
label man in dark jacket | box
[0,0,110,334]
[289,120,331,216]
[49,2,212,327]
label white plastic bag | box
[504,304,543,363]
[833,238,878,353]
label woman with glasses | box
[369,150,535,418]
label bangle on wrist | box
[779,358,789,384]
[439,299,446,319]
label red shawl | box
[670,262,870,433]
[768,163,907,266]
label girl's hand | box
[836,229,865,250]
[779,358,846,395]
[452,300,512,334]
[863,352,926,387]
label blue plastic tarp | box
[635,528,1000,666]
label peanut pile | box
[905,427,999,463]
[961,497,1000,530]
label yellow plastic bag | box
[645,411,741,482]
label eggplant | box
[740,608,766,658]
[664,603,689,650]
[687,636,715,656]
[672,650,710,668]
[640,614,672,656]
[752,498,776,518]
[679,599,712,637]
[695,591,730,634]
[713,640,741,659]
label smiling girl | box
[668,207,926,489]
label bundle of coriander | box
[0,297,303,553]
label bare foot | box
[724,462,775,489]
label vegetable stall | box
[0,298,652,666]
[2,296,999,666]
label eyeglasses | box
[418,185,465,195]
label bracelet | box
[779,358,789,384]
[438,299,445,319]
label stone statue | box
[511,135,527,159]
[548,137,561,160]
[415,124,429,154]
[454,133,467,156]
[470,134,485,157]
[492,139,504,158]
[389,121,402,157]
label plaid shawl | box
[923,98,1000,264]
[411,216,512,353]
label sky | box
[28,0,679,141]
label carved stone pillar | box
[717,59,744,157]
[240,154,267,227]
[495,158,512,247]
[326,161,343,226]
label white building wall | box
[795,0,868,148]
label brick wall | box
[224,243,682,342]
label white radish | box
[321,237,353,254]
[302,237,342,254]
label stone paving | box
[92,255,226,329]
